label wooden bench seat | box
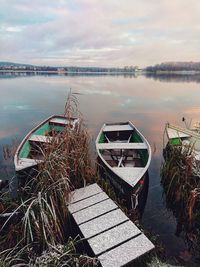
[29,135,53,143]
[97,142,148,150]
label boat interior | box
[100,148,144,168]
[19,117,70,160]
[104,130,133,143]
[98,128,148,168]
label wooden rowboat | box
[14,115,79,172]
[96,121,151,210]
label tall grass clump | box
[161,143,197,204]
[161,142,200,254]
[0,92,97,266]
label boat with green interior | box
[165,122,200,161]
[96,121,151,210]
[14,115,79,172]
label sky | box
[1,0,200,67]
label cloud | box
[0,0,200,66]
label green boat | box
[96,121,151,209]
[165,122,200,161]
[14,115,79,172]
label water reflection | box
[0,71,138,79]
[2,71,200,84]
[1,73,200,263]
[145,72,200,83]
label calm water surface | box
[1,73,200,262]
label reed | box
[161,143,198,204]
[161,142,200,253]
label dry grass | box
[161,143,200,253]
[161,144,195,202]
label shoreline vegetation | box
[0,70,142,75]
[1,70,200,75]
[0,62,140,74]
[145,62,200,73]
[161,142,200,266]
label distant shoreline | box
[1,70,200,75]
[0,70,142,74]
[147,70,200,75]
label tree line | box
[146,62,200,72]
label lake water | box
[1,72,200,263]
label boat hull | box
[97,156,149,212]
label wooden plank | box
[72,199,118,225]
[166,128,189,139]
[69,183,102,204]
[18,157,39,163]
[50,117,79,126]
[68,192,109,214]
[49,118,70,125]
[103,124,133,132]
[98,234,155,267]
[79,209,129,239]
[97,142,147,150]
[87,221,141,255]
[167,123,200,140]
[16,158,43,171]
[29,135,52,143]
